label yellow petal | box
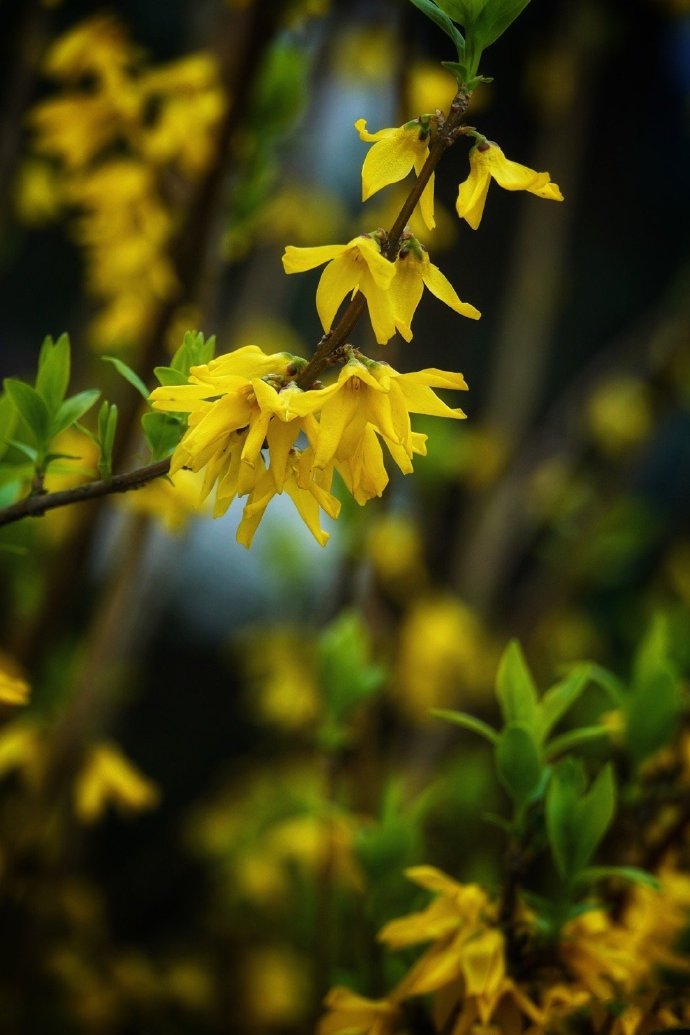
[421,259,481,320]
[354,236,395,290]
[266,418,300,489]
[484,145,551,192]
[456,162,492,230]
[360,127,421,201]
[354,117,394,143]
[315,253,360,332]
[282,243,346,274]
[284,478,330,546]
[314,387,357,469]
[397,379,466,420]
[389,254,424,341]
[358,269,397,345]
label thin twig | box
[0,459,171,528]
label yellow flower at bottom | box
[318,987,401,1035]
[457,140,563,229]
[282,235,397,344]
[355,116,435,230]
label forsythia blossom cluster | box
[26,16,226,350]
[319,865,690,1035]
[149,346,467,547]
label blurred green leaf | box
[576,866,660,891]
[432,708,499,744]
[545,725,610,761]
[170,331,216,380]
[495,721,542,805]
[0,394,18,461]
[538,665,591,741]
[496,640,538,730]
[546,760,615,880]
[317,611,386,743]
[408,0,465,55]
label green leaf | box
[496,640,539,730]
[36,333,70,415]
[431,708,499,744]
[6,439,38,462]
[626,667,679,766]
[576,866,660,891]
[3,379,51,449]
[473,0,531,49]
[537,665,591,741]
[97,401,118,480]
[588,663,625,705]
[318,611,387,729]
[0,394,18,461]
[141,411,184,461]
[545,725,610,761]
[408,0,465,55]
[170,331,216,379]
[103,356,149,400]
[52,390,100,438]
[495,721,543,806]
[154,366,187,387]
[546,760,615,880]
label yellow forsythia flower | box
[317,987,401,1035]
[390,237,480,338]
[74,743,159,824]
[456,140,563,229]
[283,234,396,344]
[0,673,29,707]
[355,117,435,230]
[310,355,467,503]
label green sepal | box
[141,411,184,461]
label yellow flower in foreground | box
[282,234,396,344]
[355,116,435,230]
[318,987,401,1035]
[0,668,30,707]
[390,238,480,339]
[456,140,563,229]
[310,355,467,503]
[74,743,159,824]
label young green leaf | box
[141,411,184,461]
[545,725,610,762]
[547,760,615,880]
[537,665,591,741]
[3,380,51,449]
[0,394,18,461]
[103,356,149,400]
[496,640,539,730]
[626,667,679,767]
[36,333,70,415]
[51,390,100,438]
[408,0,465,55]
[495,721,543,806]
[431,709,499,744]
[576,866,660,891]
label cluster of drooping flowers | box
[148,98,563,546]
[150,345,467,547]
[25,15,226,351]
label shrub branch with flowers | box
[1,1,689,1033]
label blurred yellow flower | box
[586,376,652,455]
[243,628,320,730]
[456,140,563,229]
[74,742,159,824]
[317,987,401,1035]
[407,61,458,118]
[366,513,427,598]
[120,469,206,534]
[243,947,310,1027]
[355,117,435,230]
[0,669,30,707]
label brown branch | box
[0,459,170,528]
[296,87,472,389]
